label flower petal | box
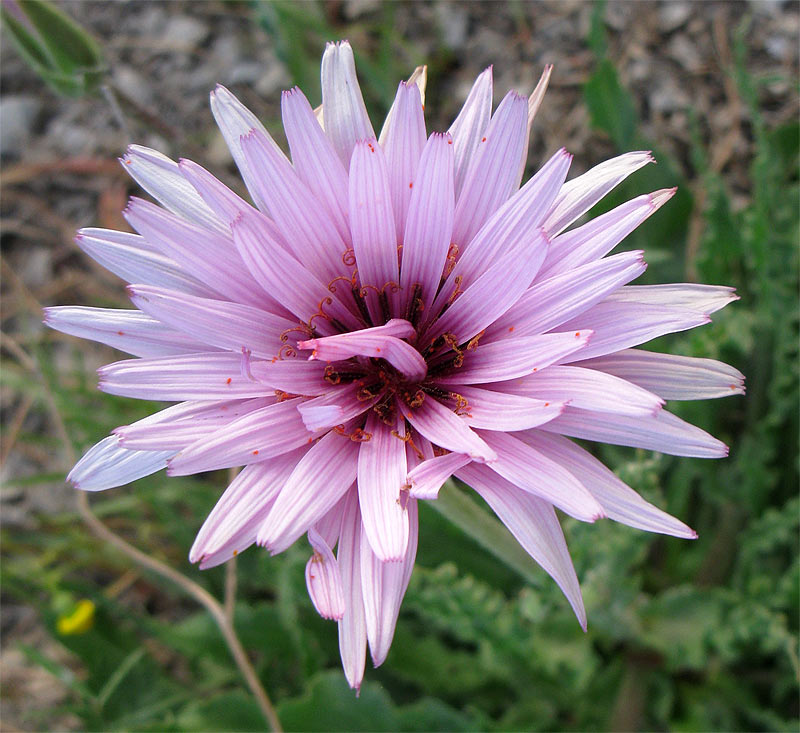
[282,86,351,243]
[521,432,697,538]
[348,138,398,323]
[210,84,283,214]
[537,406,729,458]
[67,436,174,491]
[358,413,409,562]
[399,132,455,315]
[239,128,349,284]
[434,330,592,385]
[321,41,375,169]
[75,228,212,296]
[543,151,655,236]
[336,487,367,692]
[124,197,262,307]
[128,285,293,359]
[456,385,566,431]
[121,145,227,234]
[380,81,426,243]
[457,462,586,629]
[306,527,346,620]
[556,302,710,361]
[258,431,360,554]
[44,306,211,358]
[98,353,274,400]
[453,90,528,248]
[167,398,313,475]
[297,383,378,432]
[360,498,418,666]
[606,284,738,314]
[298,320,426,381]
[447,66,493,198]
[487,250,647,340]
[478,430,605,522]
[400,396,496,463]
[406,452,471,500]
[575,349,746,400]
[539,189,674,278]
[499,365,664,416]
[190,452,302,567]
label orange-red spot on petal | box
[226,377,232,384]
[252,449,259,455]
[481,136,487,142]
[544,402,550,407]
[575,331,581,337]
[408,182,413,189]
[508,326,515,333]
[117,330,124,335]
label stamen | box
[342,248,356,267]
[442,242,459,278]
[274,390,299,402]
[446,275,464,305]
[240,347,255,381]
[466,329,485,351]
[277,343,297,359]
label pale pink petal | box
[98,353,274,400]
[456,462,586,629]
[500,365,664,416]
[210,84,284,214]
[543,151,655,236]
[378,65,426,145]
[306,527,346,620]
[297,383,378,432]
[115,397,275,450]
[453,91,528,248]
[67,436,174,492]
[540,189,675,278]
[314,495,347,549]
[124,197,263,307]
[521,432,697,538]
[406,452,471,500]
[75,228,212,297]
[479,430,605,522]
[456,385,566,431]
[282,86,351,243]
[537,406,729,458]
[399,396,496,463]
[357,414,409,562]
[167,398,313,475]
[399,132,455,315]
[321,41,375,169]
[128,285,294,359]
[348,138,398,323]
[425,228,549,347]
[258,432,360,554]
[444,148,571,291]
[239,129,348,283]
[230,207,359,334]
[298,320,426,381]
[606,284,739,314]
[249,359,331,397]
[487,251,646,340]
[336,488,367,692]
[121,145,227,234]
[434,330,592,385]
[447,66,493,198]
[190,452,301,566]
[360,498,418,666]
[44,306,211,358]
[525,65,552,135]
[575,349,746,400]
[556,302,710,361]
[380,82,426,242]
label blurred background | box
[1,1,797,730]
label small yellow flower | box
[56,599,95,635]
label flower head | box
[46,41,743,691]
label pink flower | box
[45,41,743,691]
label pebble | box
[161,15,207,50]
[0,96,41,157]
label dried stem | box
[16,330,283,732]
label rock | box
[0,96,41,157]
[161,15,207,50]
[659,2,692,32]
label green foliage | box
[1,0,107,96]
[3,2,797,732]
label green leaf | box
[1,0,107,96]
[429,480,545,587]
[583,58,638,150]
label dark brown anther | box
[342,248,356,267]
[446,275,464,305]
